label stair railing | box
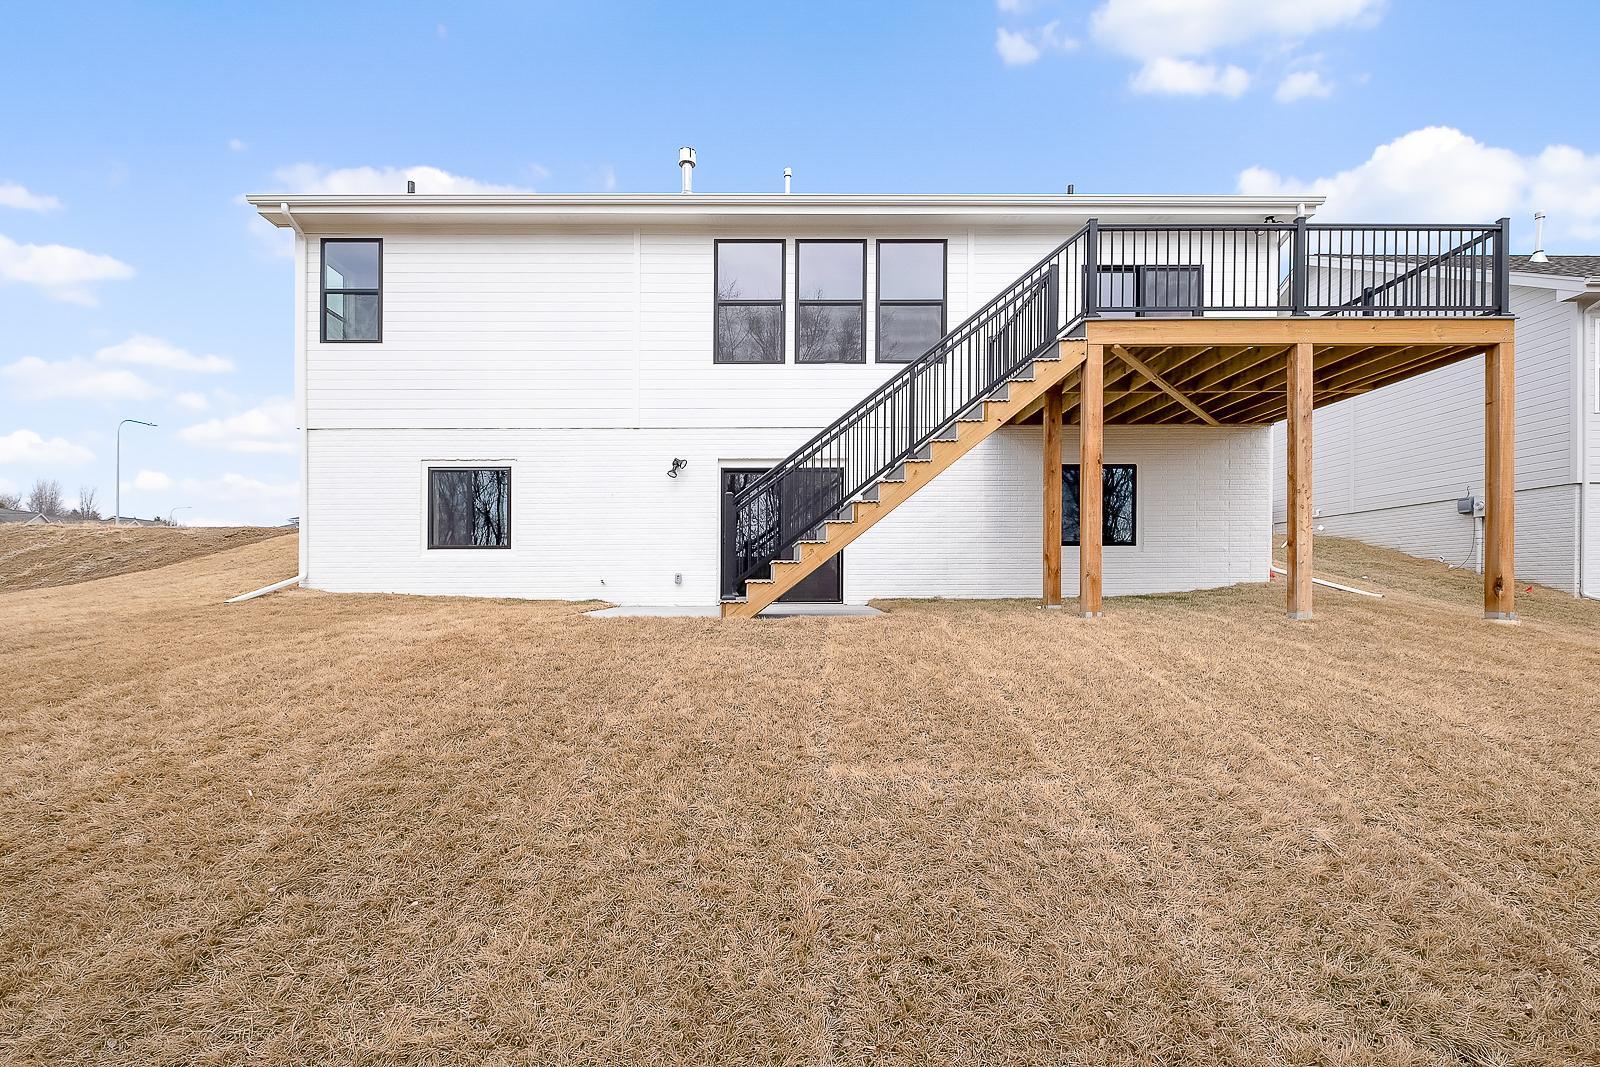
[724,226,1091,595]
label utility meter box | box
[1457,495,1483,516]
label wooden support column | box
[1079,344,1104,618]
[1484,340,1517,620]
[1043,385,1063,607]
[1286,341,1314,621]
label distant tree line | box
[0,478,122,522]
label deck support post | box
[1079,344,1104,618]
[1043,384,1063,607]
[1286,341,1314,621]
[1485,340,1517,621]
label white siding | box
[1272,283,1582,591]
[306,425,1269,605]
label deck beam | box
[1485,340,1517,621]
[1043,385,1063,607]
[1286,341,1314,621]
[1079,344,1104,619]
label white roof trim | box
[248,192,1325,228]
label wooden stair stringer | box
[723,340,1087,618]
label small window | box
[1063,464,1136,547]
[1095,265,1202,317]
[877,240,946,363]
[322,239,382,341]
[428,468,511,549]
[797,241,866,364]
[715,241,785,363]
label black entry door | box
[722,468,844,603]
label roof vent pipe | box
[784,167,792,194]
[1530,212,1548,263]
[406,180,415,194]
[678,147,696,194]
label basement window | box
[428,468,511,549]
[877,240,946,363]
[797,241,866,363]
[322,239,382,342]
[715,240,785,363]
[1063,464,1137,547]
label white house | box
[1273,253,1599,599]
[250,162,1519,619]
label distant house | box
[0,508,55,525]
[1275,254,1599,599]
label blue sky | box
[2,1,1596,524]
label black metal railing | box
[723,217,1509,600]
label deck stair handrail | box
[723,217,1509,601]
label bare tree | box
[25,478,65,518]
[74,485,101,522]
[0,489,21,510]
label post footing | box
[1287,611,1314,622]
[1484,612,1520,625]
[1080,610,1103,620]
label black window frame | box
[1062,463,1137,547]
[795,239,867,365]
[875,239,947,364]
[426,466,512,550]
[713,239,787,365]
[320,238,383,343]
[1093,264,1203,317]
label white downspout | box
[1582,306,1599,598]
[285,202,309,592]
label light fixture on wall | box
[667,458,688,479]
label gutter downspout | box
[1582,303,1599,598]
[283,202,308,591]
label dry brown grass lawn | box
[0,524,292,593]
[2,530,1597,1065]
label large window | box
[1063,464,1137,547]
[428,468,511,549]
[877,240,946,363]
[797,241,866,364]
[322,239,382,342]
[715,240,785,363]
[1094,265,1202,317]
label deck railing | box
[723,218,1510,600]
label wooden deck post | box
[1043,384,1063,607]
[1286,341,1314,621]
[1079,344,1104,618]
[1485,340,1517,620]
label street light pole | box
[168,505,191,526]
[115,418,157,526]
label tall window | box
[428,468,511,549]
[1063,464,1137,547]
[322,239,382,341]
[715,241,785,363]
[797,241,866,364]
[1095,265,1202,317]
[877,240,946,363]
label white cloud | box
[132,469,173,491]
[0,182,62,212]
[996,20,1077,66]
[273,163,530,195]
[0,428,94,465]
[1275,70,1333,102]
[228,138,248,152]
[1,356,158,401]
[95,335,233,374]
[1239,126,1600,242]
[175,473,300,527]
[1131,57,1249,97]
[1090,0,1382,60]
[0,233,134,304]
[996,0,1033,11]
[598,165,618,192]
[174,391,210,412]
[996,26,1040,65]
[178,397,296,454]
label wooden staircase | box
[722,340,1086,618]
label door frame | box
[720,465,845,603]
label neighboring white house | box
[249,174,1517,614]
[0,508,54,526]
[1273,255,1600,598]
